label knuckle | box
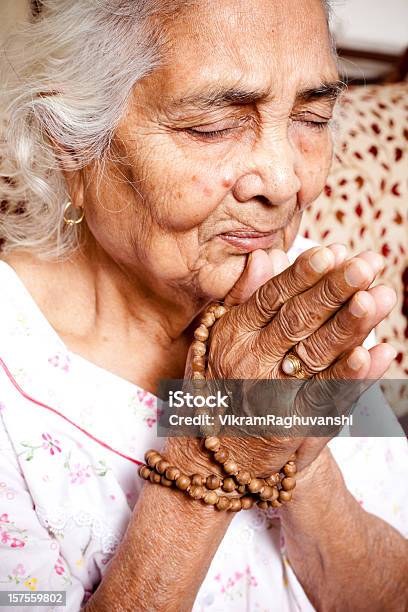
[331,311,357,340]
[282,264,308,295]
[254,282,280,322]
[318,276,345,309]
[277,301,310,342]
[296,338,330,372]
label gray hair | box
[0,0,333,260]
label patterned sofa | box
[301,83,408,421]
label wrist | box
[296,445,334,486]
[162,436,220,476]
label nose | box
[232,125,301,206]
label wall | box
[331,0,408,54]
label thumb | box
[225,249,290,307]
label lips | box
[219,229,280,251]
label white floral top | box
[0,236,407,612]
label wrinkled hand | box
[191,244,396,475]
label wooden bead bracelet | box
[138,302,297,512]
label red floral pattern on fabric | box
[302,83,408,417]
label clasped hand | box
[182,244,396,476]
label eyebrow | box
[170,80,346,111]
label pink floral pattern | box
[0,239,407,611]
[42,432,62,455]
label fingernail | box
[389,347,398,360]
[330,244,348,265]
[347,348,365,371]
[371,254,385,275]
[349,293,369,318]
[309,248,333,273]
[344,260,369,287]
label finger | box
[225,249,289,306]
[228,243,348,308]
[355,250,385,281]
[328,243,348,266]
[291,286,396,375]
[240,246,336,329]
[294,340,393,473]
[293,347,371,470]
[261,253,383,359]
[317,345,372,380]
[365,343,397,379]
[366,283,397,319]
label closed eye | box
[301,120,329,131]
[186,127,236,139]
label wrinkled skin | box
[77,0,338,301]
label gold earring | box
[63,201,85,225]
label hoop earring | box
[63,201,84,225]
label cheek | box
[293,130,333,209]
[145,170,226,233]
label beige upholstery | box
[301,83,408,417]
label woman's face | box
[82,0,339,301]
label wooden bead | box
[147,453,162,468]
[155,459,170,475]
[213,305,227,319]
[203,490,219,505]
[281,477,296,491]
[259,485,274,501]
[235,470,252,485]
[207,304,218,313]
[216,496,231,511]
[271,499,282,508]
[229,498,242,512]
[257,501,269,510]
[279,490,292,503]
[191,474,205,486]
[138,465,151,480]
[214,448,229,463]
[191,340,206,356]
[149,471,161,484]
[201,313,216,327]
[176,475,191,491]
[192,378,206,391]
[240,496,254,510]
[165,466,181,481]
[270,487,279,502]
[194,325,209,341]
[192,355,205,372]
[206,475,221,490]
[222,477,237,492]
[189,485,206,500]
[160,476,173,487]
[237,485,246,494]
[145,449,159,463]
[283,463,297,477]
[223,460,239,475]
[248,478,264,494]
[204,437,221,452]
[192,371,205,380]
[265,473,280,487]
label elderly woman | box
[0,0,407,610]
